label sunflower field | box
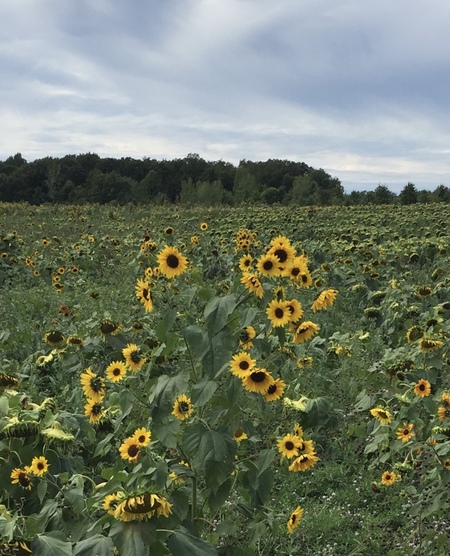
[1,202,450,556]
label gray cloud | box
[1,0,450,193]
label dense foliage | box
[1,202,450,555]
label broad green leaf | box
[153,419,181,448]
[73,535,114,556]
[201,332,234,379]
[208,477,232,512]
[168,527,218,556]
[110,521,155,556]
[204,294,236,335]
[31,532,72,556]
[149,370,190,407]
[191,379,218,407]
[256,449,275,477]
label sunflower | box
[102,492,125,515]
[381,470,400,486]
[293,423,304,437]
[285,299,303,323]
[443,460,450,469]
[268,236,296,266]
[84,399,104,424]
[233,428,248,443]
[406,326,423,344]
[131,322,145,333]
[200,222,208,230]
[10,468,33,490]
[44,330,65,346]
[0,373,20,389]
[172,394,193,421]
[240,272,264,298]
[132,427,152,447]
[191,235,199,245]
[80,368,105,402]
[419,338,444,352]
[99,320,121,336]
[370,407,393,425]
[239,254,253,272]
[106,361,127,382]
[263,378,286,402]
[283,255,308,280]
[165,226,174,235]
[114,493,172,522]
[441,392,450,408]
[297,357,313,369]
[230,352,256,378]
[29,456,49,477]
[288,452,319,472]
[135,278,154,312]
[396,422,415,443]
[241,368,275,394]
[287,506,304,534]
[122,343,146,372]
[414,379,431,397]
[311,289,338,313]
[119,437,141,463]
[277,434,302,459]
[437,406,449,422]
[266,299,291,327]
[256,253,282,277]
[157,245,188,278]
[292,321,320,344]
[416,285,433,298]
[66,336,84,347]
[239,325,256,349]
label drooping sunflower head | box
[114,493,172,522]
[292,321,320,344]
[0,373,20,389]
[406,326,423,344]
[10,468,33,490]
[239,325,256,349]
[287,505,304,534]
[99,320,121,336]
[172,394,193,421]
[102,492,126,515]
[419,338,444,353]
[66,336,84,347]
[157,245,188,279]
[135,278,154,312]
[44,330,65,347]
[311,289,338,313]
[240,272,264,298]
[288,452,319,472]
[370,407,393,425]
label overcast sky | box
[1,0,450,192]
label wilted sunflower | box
[414,378,431,397]
[114,493,172,522]
[132,427,152,447]
[370,407,393,425]
[406,326,423,343]
[135,278,154,312]
[80,368,105,402]
[441,392,450,408]
[0,373,20,389]
[416,285,433,298]
[419,338,444,352]
[239,254,253,272]
[84,399,104,424]
[256,253,282,277]
[157,245,188,278]
[396,422,415,443]
[288,452,319,472]
[297,357,313,369]
[381,470,400,486]
[287,506,304,534]
[66,336,84,347]
[122,343,146,372]
[40,421,74,442]
[242,368,275,394]
[263,378,286,402]
[106,361,127,382]
[239,325,256,349]
[293,423,304,437]
[119,437,141,463]
[266,299,291,327]
[10,468,33,490]
[437,406,449,422]
[311,289,338,313]
[99,320,121,336]
[172,394,193,421]
[233,428,248,443]
[277,433,302,459]
[292,321,320,344]
[29,456,49,477]
[44,330,65,347]
[240,272,264,298]
[230,352,256,378]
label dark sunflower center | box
[285,441,294,450]
[301,274,308,283]
[418,384,425,391]
[239,361,250,370]
[275,308,284,318]
[19,473,30,487]
[267,384,277,394]
[385,474,392,481]
[91,377,104,392]
[263,261,273,270]
[138,435,146,443]
[291,515,297,524]
[92,403,102,415]
[250,371,266,383]
[273,249,287,263]
[113,367,121,376]
[244,259,250,267]
[291,267,300,277]
[128,444,139,457]
[179,401,190,413]
[402,429,409,435]
[143,288,150,300]
[37,462,44,470]
[166,254,179,268]
[379,411,388,419]
[131,351,142,363]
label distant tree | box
[45,159,62,204]
[372,184,396,205]
[433,184,450,202]
[417,189,433,203]
[132,170,163,203]
[308,168,344,205]
[179,178,197,205]
[261,187,283,205]
[196,180,229,205]
[233,167,260,204]
[291,174,319,205]
[399,182,418,205]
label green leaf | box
[110,521,155,556]
[73,535,114,556]
[204,294,236,335]
[201,332,234,379]
[37,480,48,504]
[183,423,207,461]
[149,370,190,407]
[153,419,181,448]
[208,478,232,512]
[191,379,218,407]
[256,449,275,477]
[170,489,190,521]
[168,527,218,556]
[31,532,72,556]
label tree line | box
[0,152,448,206]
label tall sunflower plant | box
[0,231,340,555]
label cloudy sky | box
[1,0,450,192]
